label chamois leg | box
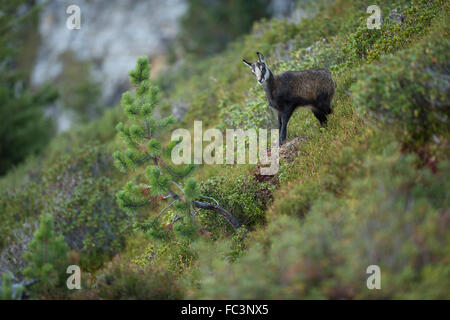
[314,92,333,125]
[276,112,283,145]
[277,112,282,132]
[312,109,328,127]
[280,107,294,145]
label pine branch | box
[158,200,177,218]
[193,201,241,230]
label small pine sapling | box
[114,57,241,241]
[0,273,23,300]
[23,214,69,295]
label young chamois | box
[243,52,336,144]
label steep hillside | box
[0,0,448,299]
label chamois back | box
[273,69,336,107]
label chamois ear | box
[256,52,265,63]
[242,59,252,68]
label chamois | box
[243,52,336,144]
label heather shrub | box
[0,184,44,249]
[344,0,444,63]
[198,174,275,236]
[352,22,449,146]
[0,222,37,277]
[131,237,196,275]
[43,146,128,260]
[218,86,275,131]
[193,148,450,299]
[0,145,127,272]
[268,180,322,220]
[94,255,183,300]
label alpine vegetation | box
[171,120,280,175]
[1,0,448,301]
[243,52,336,144]
[113,57,242,238]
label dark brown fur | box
[244,52,336,144]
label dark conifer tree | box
[0,1,57,175]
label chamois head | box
[243,52,270,85]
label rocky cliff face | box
[32,0,187,109]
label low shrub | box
[345,0,444,63]
[198,174,275,236]
[93,255,183,300]
[0,222,37,277]
[0,144,128,274]
[268,180,322,220]
[352,22,449,146]
[43,146,128,261]
[218,86,275,131]
[192,148,450,299]
[0,184,44,249]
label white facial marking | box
[255,65,269,84]
[255,67,262,82]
